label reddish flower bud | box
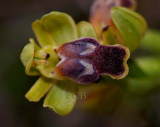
[90,0,136,35]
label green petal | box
[101,26,117,45]
[25,77,53,102]
[33,12,78,47]
[32,20,57,47]
[111,7,147,52]
[77,21,98,40]
[43,80,77,116]
[36,46,60,79]
[20,38,40,75]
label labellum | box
[55,37,130,84]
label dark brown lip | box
[55,37,129,84]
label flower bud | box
[90,0,136,36]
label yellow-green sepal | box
[20,38,40,75]
[43,80,77,116]
[25,77,53,102]
[111,7,147,52]
[32,12,78,47]
[77,21,98,40]
[32,20,57,47]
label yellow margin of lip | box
[106,44,130,80]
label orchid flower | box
[20,1,147,116]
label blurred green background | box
[1,0,160,127]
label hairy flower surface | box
[55,37,129,84]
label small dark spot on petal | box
[45,53,50,59]
[54,48,57,53]
[102,26,110,32]
[121,0,133,8]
